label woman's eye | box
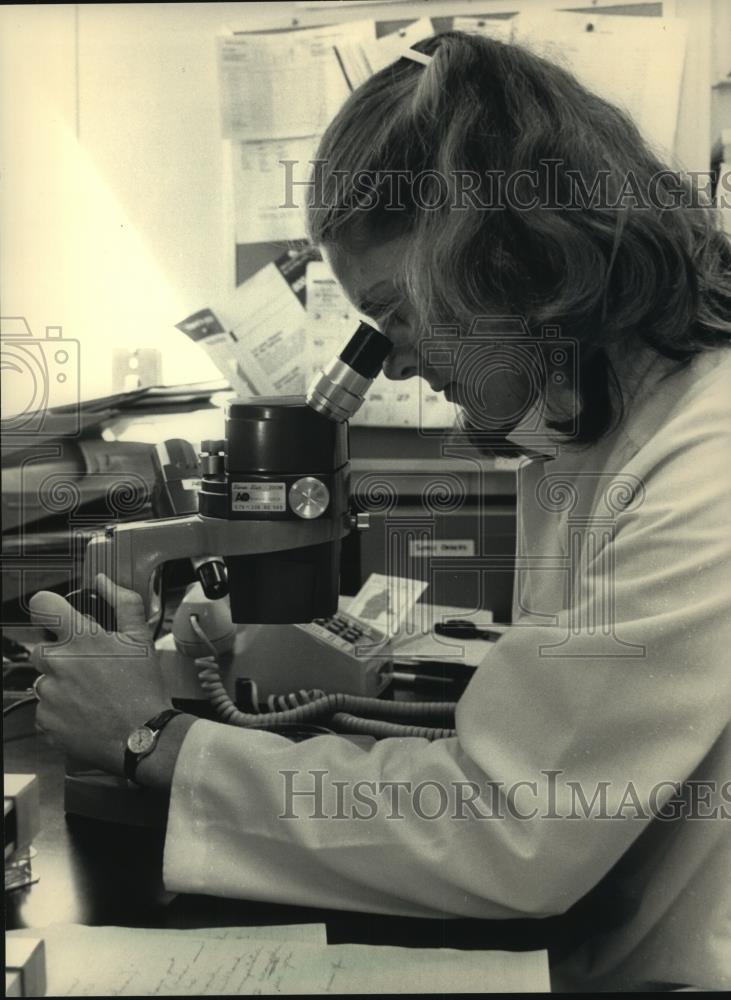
[385,310,408,328]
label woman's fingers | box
[95,573,150,640]
[29,590,87,645]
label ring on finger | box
[32,673,47,700]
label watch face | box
[127,727,156,755]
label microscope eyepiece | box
[306,322,391,422]
[338,323,393,379]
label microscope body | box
[82,396,352,628]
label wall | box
[2,1,725,408]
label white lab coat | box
[164,347,731,991]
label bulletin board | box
[224,0,712,287]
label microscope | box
[82,322,392,627]
[64,324,456,822]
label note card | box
[9,924,550,995]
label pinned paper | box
[335,17,435,88]
[176,249,316,397]
[453,16,515,43]
[217,21,376,140]
[232,136,319,244]
[513,11,688,159]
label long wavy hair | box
[306,30,731,444]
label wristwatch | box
[124,708,183,783]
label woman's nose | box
[382,345,418,381]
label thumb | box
[95,573,152,641]
[29,590,86,644]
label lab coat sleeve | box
[163,406,731,919]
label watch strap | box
[124,708,183,783]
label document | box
[335,16,435,87]
[363,16,435,74]
[347,572,429,641]
[513,12,688,158]
[176,250,313,397]
[305,260,457,428]
[233,135,318,243]
[452,16,515,42]
[9,924,550,995]
[220,21,376,243]
[217,22,375,140]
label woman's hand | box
[29,574,175,777]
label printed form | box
[219,21,376,244]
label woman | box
[30,32,731,990]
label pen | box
[434,619,503,642]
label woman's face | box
[323,237,539,434]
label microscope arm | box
[82,513,349,623]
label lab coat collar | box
[503,342,676,462]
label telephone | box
[233,609,393,700]
[156,586,392,703]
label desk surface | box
[4,700,585,961]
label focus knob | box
[195,558,229,600]
[289,477,330,519]
[200,439,226,454]
[199,439,226,475]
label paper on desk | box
[332,598,504,667]
[305,260,456,428]
[513,12,688,159]
[217,21,375,141]
[11,924,550,995]
[347,572,428,643]
[176,249,314,397]
[10,922,326,944]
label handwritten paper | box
[10,924,550,995]
[513,12,688,159]
[305,260,456,428]
[84,924,328,943]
